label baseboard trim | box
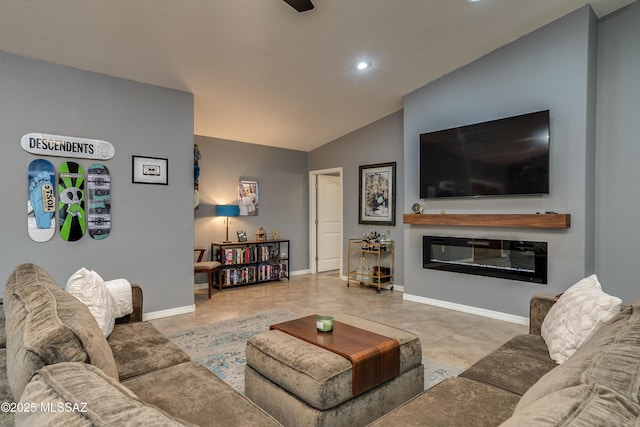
[143,304,195,321]
[290,269,310,276]
[403,293,529,326]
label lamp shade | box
[215,204,240,217]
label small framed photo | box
[132,156,168,185]
[237,230,247,242]
[359,162,396,225]
[238,179,259,216]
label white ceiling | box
[0,0,634,152]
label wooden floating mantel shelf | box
[402,213,571,229]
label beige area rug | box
[167,309,462,394]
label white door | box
[317,175,341,272]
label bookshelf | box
[211,240,290,288]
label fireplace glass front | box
[423,236,547,284]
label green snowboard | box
[87,163,111,240]
[58,162,86,241]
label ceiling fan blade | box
[283,0,314,12]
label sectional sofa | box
[370,289,640,426]
[0,263,280,426]
[2,262,638,426]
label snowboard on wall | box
[27,159,56,242]
[58,161,86,241]
[87,163,111,240]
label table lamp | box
[215,204,240,242]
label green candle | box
[316,316,333,332]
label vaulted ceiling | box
[0,0,634,151]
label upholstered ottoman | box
[245,314,424,427]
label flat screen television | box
[419,110,550,199]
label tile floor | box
[150,272,527,369]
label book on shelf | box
[222,266,257,286]
[222,246,256,264]
[257,263,288,281]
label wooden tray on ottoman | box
[270,315,400,395]
[245,314,424,427]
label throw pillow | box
[65,268,115,337]
[541,274,621,364]
[501,383,640,427]
[104,278,133,318]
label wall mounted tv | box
[420,110,550,199]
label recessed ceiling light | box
[356,61,371,71]
[466,0,482,3]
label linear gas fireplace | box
[423,236,547,284]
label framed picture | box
[359,162,396,225]
[132,156,168,185]
[237,230,247,242]
[238,179,259,216]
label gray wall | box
[194,135,308,273]
[0,51,194,314]
[595,2,640,302]
[309,111,404,285]
[308,2,640,317]
[402,7,598,317]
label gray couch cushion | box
[460,334,557,396]
[123,361,281,427]
[247,329,352,410]
[0,349,13,427]
[369,377,520,427]
[107,322,190,381]
[500,383,640,427]
[16,362,192,427]
[3,263,118,399]
[516,303,640,412]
